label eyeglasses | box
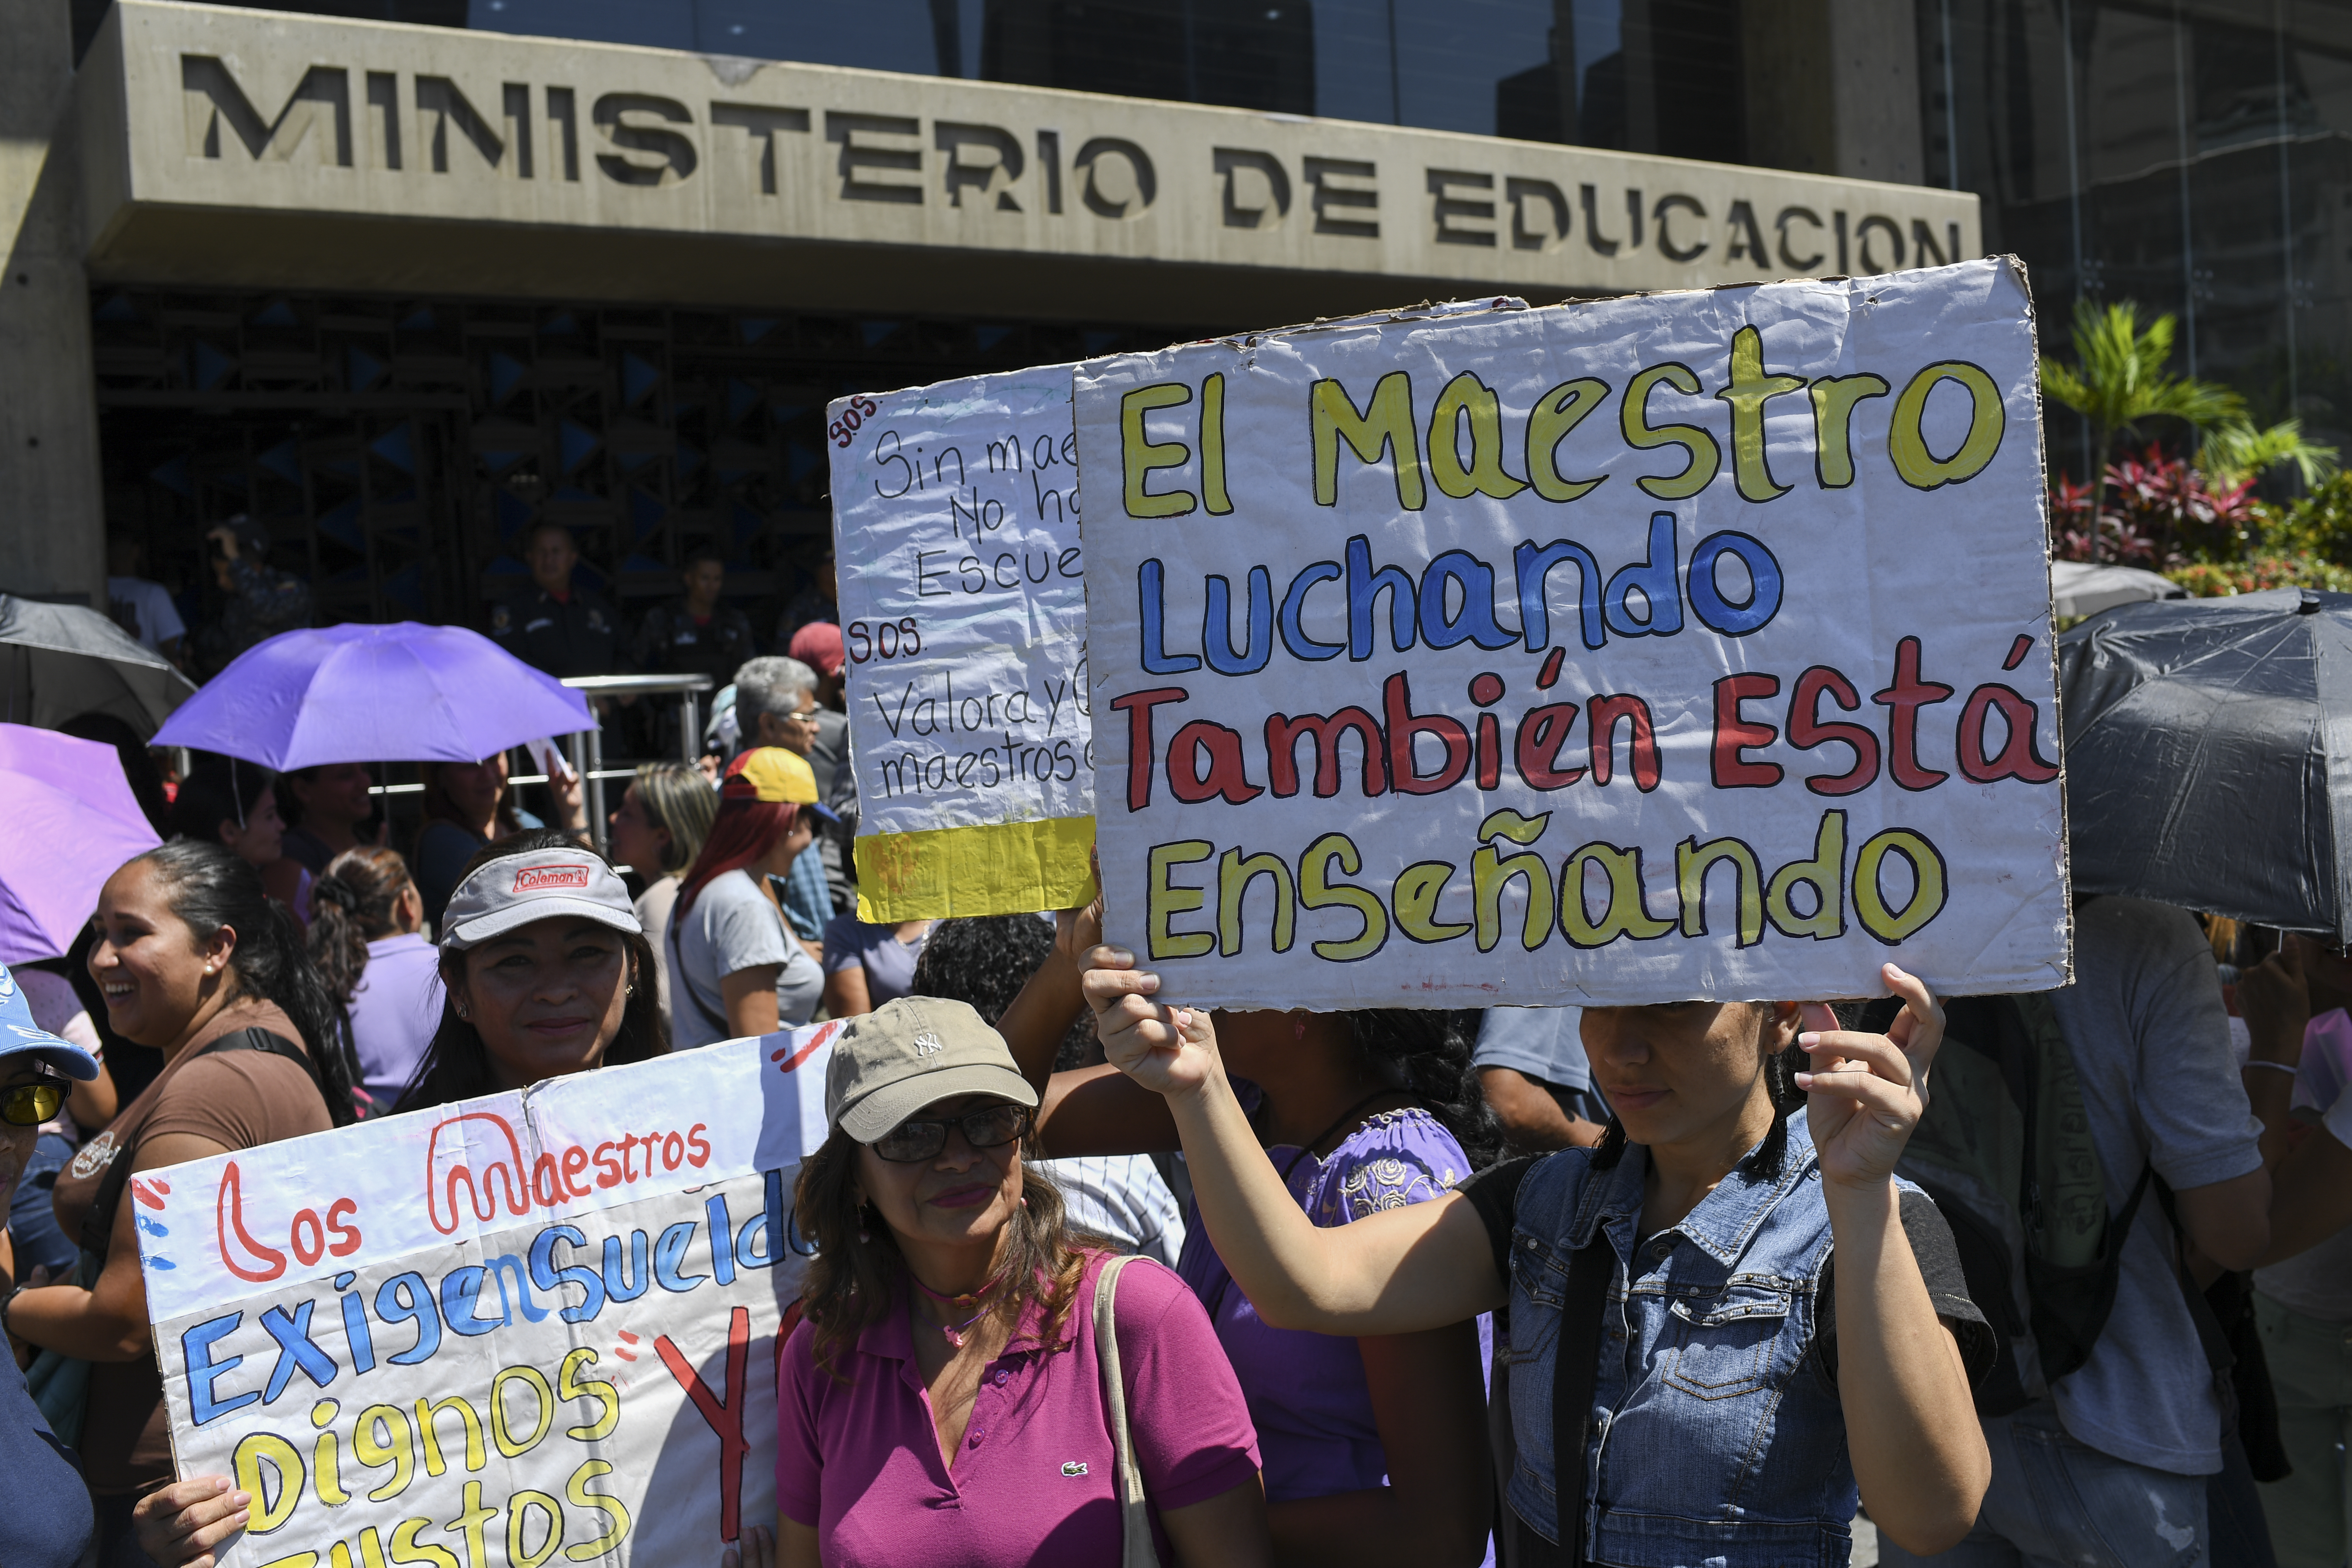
[1,1083,65,1127]
[868,1103,1031,1162]
[789,706,820,722]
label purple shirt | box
[1176,1103,1478,1503]
[347,933,444,1107]
[777,1252,1260,1567]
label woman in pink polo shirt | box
[760,996,1271,1568]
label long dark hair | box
[794,1122,1089,1379]
[1344,1007,1498,1170]
[169,752,274,844]
[133,839,357,1126]
[1590,1003,1803,1178]
[394,830,668,1112]
[308,847,414,1001]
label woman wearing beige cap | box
[751,995,1273,1568]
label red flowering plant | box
[2050,446,2258,566]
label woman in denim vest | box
[1081,953,1995,1567]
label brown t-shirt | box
[50,998,335,1494]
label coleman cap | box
[440,845,641,952]
[825,996,1039,1143]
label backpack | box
[1857,991,2146,1416]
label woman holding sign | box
[998,909,1497,1568]
[14,842,351,1566]
[1081,952,1995,1567]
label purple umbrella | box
[0,724,161,963]
[152,623,593,769]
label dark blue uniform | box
[490,583,621,678]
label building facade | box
[4,0,2323,646]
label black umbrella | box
[0,594,195,738]
[2058,587,2352,941]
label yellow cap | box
[724,746,837,819]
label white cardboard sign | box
[138,1025,838,1568]
[1075,261,2069,1008]
[827,368,1096,919]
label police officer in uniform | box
[491,522,619,679]
[632,548,757,685]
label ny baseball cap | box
[439,845,642,953]
[0,964,101,1081]
[825,996,1040,1143]
[723,746,841,822]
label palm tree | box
[2040,300,2245,562]
[2199,417,2340,491]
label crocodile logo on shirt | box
[1062,1461,1088,1477]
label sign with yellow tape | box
[828,368,1097,919]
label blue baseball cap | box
[0,964,102,1081]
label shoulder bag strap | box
[1529,1235,1615,1567]
[669,910,732,1035]
[1093,1255,1161,1568]
[79,1026,324,1257]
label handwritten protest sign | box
[138,1025,837,1568]
[1075,259,2068,1009]
[828,368,1095,920]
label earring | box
[855,1202,872,1244]
[1293,1014,1307,1043]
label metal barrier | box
[558,673,715,856]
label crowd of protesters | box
[18,523,2352,1568]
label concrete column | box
[0,0,104,606]
[1744,0,1925,188]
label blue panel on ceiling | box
[370,425,414,474]
[541,310,577,337]
[488,351,526,404]
[787,440,823,482]
[623,552,670,574]
[191,340,234,391]
[347,346,387,392]
[318,456,360,478]
[495,490,534,539]
[974,325,1015,352]
[485,553,529,577]
[148,455,191,495]
[93,294,141,324]
[559,419,600,471]
[1083,330,1121,354]
[732,502,763,542]
[617,449,656,474]
[676,444,702,476]
[256,440,300,485]
[860,320,901,347]
[573,560,609,593]
[383,561,425,612]
[630,488,666,541]
[250,299,299,328]
[552,485,599,504]
[622,352,660,405]
[315,498,364,550]
[397,306,436,332]
[726,378,760,424]
[737,316,776,345]
[769,403,805,422]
